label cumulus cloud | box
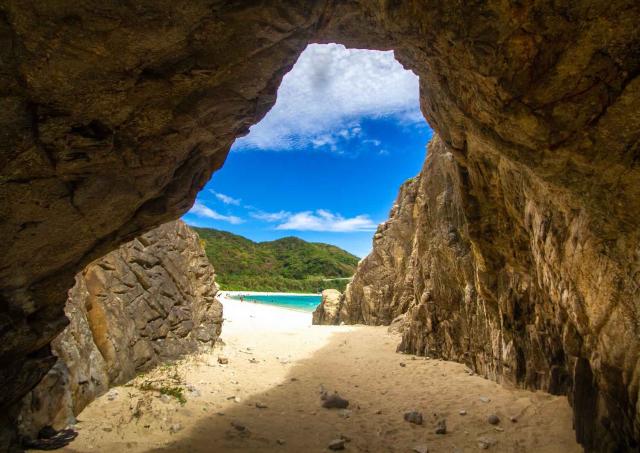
[210,190,241,205]
[250,210,291,222]
[233,43,422,151]
[270,209,377,232]
[189,201,243,224]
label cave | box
[1,1,639,451]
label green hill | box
[191,226,360,293]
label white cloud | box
[210,190,241,205]
[189,201,243,224]
[250,210,291,222]
[274,209,377,232]
[233,43,422,151]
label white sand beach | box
[58,297,581,452]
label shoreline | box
[220,290,320,297]
[217,292,318,315]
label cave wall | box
[17,220,223,439]
[341,135,640,451]
[1,1,639,451]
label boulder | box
[17,221,222,438]
[312,289,344,325]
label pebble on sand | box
[328,438,345,450]
[459,410,467,416]
[487,414,500,425]
[255,402,268,409]
[322,393,350,409]
[413,446,429,453]
[231,421,246,432]
[404,411,423,425]
[435,419,447,434]
[217,356,229,365]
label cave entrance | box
[42,44,582,452]
[183,43,431,292]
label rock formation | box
[344,134,640,452]
[17,220,222,438]
[1,2,639,451]
[312,289,343,325]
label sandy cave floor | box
[54,298,581,453]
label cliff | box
[341,134,640,451]
[17,221,222,438]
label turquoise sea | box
[229,294,321,312]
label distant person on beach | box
[240,296,244,302]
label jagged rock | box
[0,2,639,451]
[322,393,349,409]
[17,221,222,438]
[312,289,343,325]
[404,411,423,425]
[435,419,447,435]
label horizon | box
[182,43,432,258]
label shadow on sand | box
[137,327,580,453]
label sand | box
[57,296,581,452]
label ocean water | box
[229,294,321,312]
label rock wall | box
[1,1,639,451]
[343,135,640,452]
[17,220,222,438]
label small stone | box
[255,402,268,409]
[375,409,382,415]
[459,410,467,416]
[160,394,171,404]
[435,419,447,434]
[169,423,182,434]
[328,439,345,450]
[290,377,298,382]
[217,356,229,364]
[399,362,407,367]
[404,411,423,425]
[413,446,429,453]
[338,409,352,418]
[107,390,118,401]
[487,414,500,425]
[509,416,518,423]
[322,393,349,409]
[102,427,112,432]
[249,358,259,364]
[277,439,286,445]
[479,396,490,403]
[477,437,495,449]
[231,421,246,432]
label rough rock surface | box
[312,289,343,325]
[0,2,639,451]
[17,220,222,438]
[345,135,640,452]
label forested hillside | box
[192,227,359,293]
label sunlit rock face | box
[0,1,639,451]
[17,221,222,438]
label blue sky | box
[183,44,432,258]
